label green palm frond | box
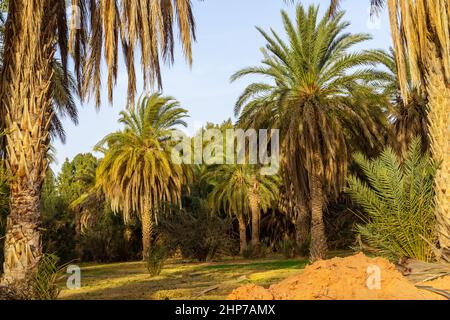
[204,163,280,220]
[95,93,191,224]
[348,138,438,262]
[232,3,388,207]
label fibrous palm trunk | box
[249,185,261,256]
[309,173,328,262]
[427,67,450,253]
[251,200,261,256]
[141,198,154,260]
[0,0,56,294]
[295,200,310,252]
[237,215,247,255]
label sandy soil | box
[228,253,450,300]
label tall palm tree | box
[232,4,385,261]
[0,0,195,289]
[0,15,78,292]
[95,93,190,259]
[205,163,279,255]
[330,0,450,258]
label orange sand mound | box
[228,253,449,300]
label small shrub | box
[242,245,253,259]
[33,254,65,300]
[348,139,438,262]
[146,242,168,277]
[259,242,270,258]
[278,238,296,259]
[296,236,310,257]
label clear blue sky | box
[52,0,392,173]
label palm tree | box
[330,0,450,258]
[368,49,429,158]
[232,4,385,261]
[205,163,279,256]
[94,93,190,259]
[0,17,78,292]
[0,0,195,289]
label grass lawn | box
[59,251,350,300]
[58,256,308,300]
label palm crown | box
[95,93,190,223]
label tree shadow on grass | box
[59,258,309,300]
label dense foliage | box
[348,139,439,262]
[159,207,238,262]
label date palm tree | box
[205,163,279,255]
[0,0,195,290]
[1,16,79,293]
[232,4,385,261]
[330,0,450,258]
[94,93,190,259]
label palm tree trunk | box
[0,0,56,294]
[427,70,450,254]
[124,225,133,243]
[2,185,42,291]
[237,215,247,255]
[310,173,328,262]
[250,191,261,255]
[141,198,153,260]
[295,200,310,252]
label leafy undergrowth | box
[58,255,318,300]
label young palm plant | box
[95,94,191,259]
[232,4,385,261]
[348,139,439,262]
[205,164,279,256]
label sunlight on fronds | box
[95,93,191,223]
[232,3,387,207]
[348,138,439,262]
[33,254,67,300]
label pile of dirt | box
[228,253,449,300]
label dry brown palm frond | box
[69,0,196,107]
[398,257,450,284]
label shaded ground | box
[59,255,316,300]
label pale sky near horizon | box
[51,0,392,173]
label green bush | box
[242,245,253,259]
[348,139,438,262]
[160,209,238,262]
[278,238,297,259]
[33,254,65,300]
[80,210,141,262]
[146,242,168,277]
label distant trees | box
[205,163,279,255]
